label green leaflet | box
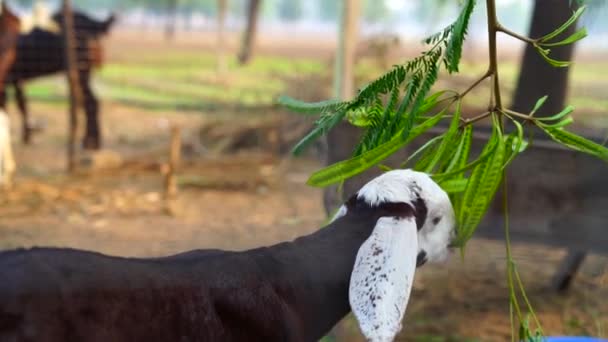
[541,127,608,162]
[432,135,498,181]
[306,108,447,187]
[347,107,373,127]
[377,164,393,172]
[402,52,441,138]
[535,105,574,121]
[356,65,407,101]
[353,99,385,154]
[413,136,443,172]
[418,91,453,113]
[530,95,548,116]
[503,119,525,168]
[438,178,469,194]
[535,47,571,68]
[456,117,506,245]
[540,27,587,47]
[388,74,421,138]
[539,6,587,43]
[277,96,348,115]
[539,117,574,129]
[445,0,476,73]
[369,87,400,147]
[444,125,473,176]
[423,23,453,45]
[291,125,324,156]
[292,110,347,156]
[403,134,444,169]
[424,101,462,173]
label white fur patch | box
[329,205,347,223]
[357,170,455,264]
[349,216,418,342]
[349,169,456,341]
[0,110,15,187]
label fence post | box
[164,125,181,199]
[62,0,82,172]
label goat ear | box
[349,216,418,342]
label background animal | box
[0,170,455,342]
[1,10,115,149]
[0,3,20,188]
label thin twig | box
[460,111,492,127]
[497,24,538,44]
[502,108,536,122]
[513,265,544,334]
[503,176,523,321]
[460,70,492,98]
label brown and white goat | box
[0,3,20,189]
[0,170,455,342]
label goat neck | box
[262,193,419,341]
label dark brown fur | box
[0,3,20,94]
[1,11,115,149]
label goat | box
[0,2,19,86]
[0,170,455,342]
[1,10,115,149]
[19,1,58,34]
[0,3,20,189]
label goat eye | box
[432,217,441,225]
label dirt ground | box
[1,101,606,341]
[1,31,607,341]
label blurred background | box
[0,0,607,340]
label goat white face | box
[348,169,455,342]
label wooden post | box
[333,0,361,100]
[62,0,82,172]
[165,0,179,41]
[237,0,261,65]
[216,0,228,75]
[323,0,361,215]
[164,125,181,198]
[325,3,361,340]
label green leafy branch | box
[497,6,588,67]
[279,1,607,340]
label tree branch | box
[497,24,538,44]
[461,111,492,127]
[460,70,492,98]
[486,0,503,112]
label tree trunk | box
[62,0,81,172]
[237,0,261,65]
[165,0,178,41]
[323,0,362,214]
[216,0,228,75]
[511,0,578,117]
[333,0,361,100]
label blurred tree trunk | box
[511,0,579,117]
[333,0,361,99]
[62,0,81,172]
[165,0,178,41]
[323,3,363,340]
[512,0,586,293]
[216,0,228,75]
[323,0,362,214]
[238,0,261,65]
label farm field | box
[0,30,606,341]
